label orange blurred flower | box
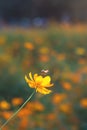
[12,97,23,106]
[26,101,44,112]
[0,100,11,110]
[35,37,43,44]
[52,93,67,104]
[34,101,45,111]
[46,113,56,121]
[2,111,13,120]
[57,53,66,61]
[25,72,53,95]
[18,108,32,118]
[1,126,8,130]
[9,66,17,74]
[19,117,29,129]
[78,59,86,64]
[59,103,72,114]
[70,73,81,83]
[24,42,34,50]
[39,55,50,62]
[80,98,87,108]
[62,82,72,90]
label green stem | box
[0,90,35,130]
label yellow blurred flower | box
[80,98,87,108]
[0,100,11,110]
[24,42,34,50]
[0,36,6,45]
[39,47,50,54]
[25,72,53,95]
[75,47,85,55]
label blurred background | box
[0,0,87,130]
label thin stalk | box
[0,90,35,130]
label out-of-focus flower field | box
[0,24,87,130]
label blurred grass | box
[0,24,87,130]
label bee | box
[41,69,49,76]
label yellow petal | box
[45,83,54,87]
[34,76,43,83]
[36,87,52,95]
[41,76,51,86]
[34,73,38,80]
[28,81,36,88]
[25,75,29,82]
[29,72,34,81]
[25,75,35,88]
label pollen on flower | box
[25,72,53,95]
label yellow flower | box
[0,100,11,110]
[25,72,53,95]
[75,47,85,55]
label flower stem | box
[0,90,35,130]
